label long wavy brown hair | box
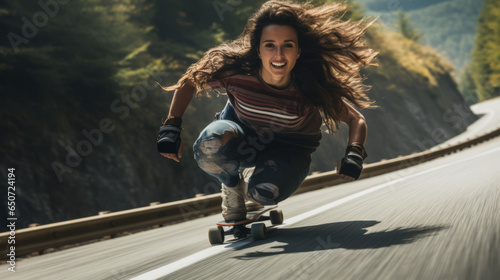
[164,0,377,131]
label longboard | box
[208,205,283,245]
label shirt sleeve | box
[203,77,230,96]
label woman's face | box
[258,24,300,89]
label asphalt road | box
[1,98,499,280]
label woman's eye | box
[265,44,274,48]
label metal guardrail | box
[2,127,500,258]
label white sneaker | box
[245,200,264,211]
[221,179,247,221]
[241,167,264,210]
[222,168,267,220]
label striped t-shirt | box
[207,74,323,151]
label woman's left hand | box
[336,159,356,181]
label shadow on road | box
[234,220,448,260]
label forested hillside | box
[468,0,500,101]
[0,0,476,227]
[355,0,449,11]
[354,0,482,72]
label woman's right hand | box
[157,125,183,162]
[160,140,183,162]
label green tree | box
[0,0,153,225]
[397,10,421,43]
[471,0,500,100]
[0,0,148,106]
[458,63,479,104]
[356,0,448,12]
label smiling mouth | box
[271,62,287,68]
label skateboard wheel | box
[208,226,224,245]
[269,209,284,225]
[251,223,266,241]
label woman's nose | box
[275,47,283,57]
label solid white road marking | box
[131,145,500,280]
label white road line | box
[131,145,500,280]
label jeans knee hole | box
[198,161,223,174]
[200,138,222,155]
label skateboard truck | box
[208,205,284,245]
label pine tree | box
[458,63,479,104]
[397,10,422,43]
[471,0,500,100]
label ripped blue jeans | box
[193,103,311,205]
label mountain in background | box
[0,0,476,228]
[354,0,483,73]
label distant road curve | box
[439,96,500,147]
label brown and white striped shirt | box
[207,74,323,151]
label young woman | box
[157,1,376,221]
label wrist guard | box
[339,143,367,180]
[157,125,181,154]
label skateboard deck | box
[208,205,283,245]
